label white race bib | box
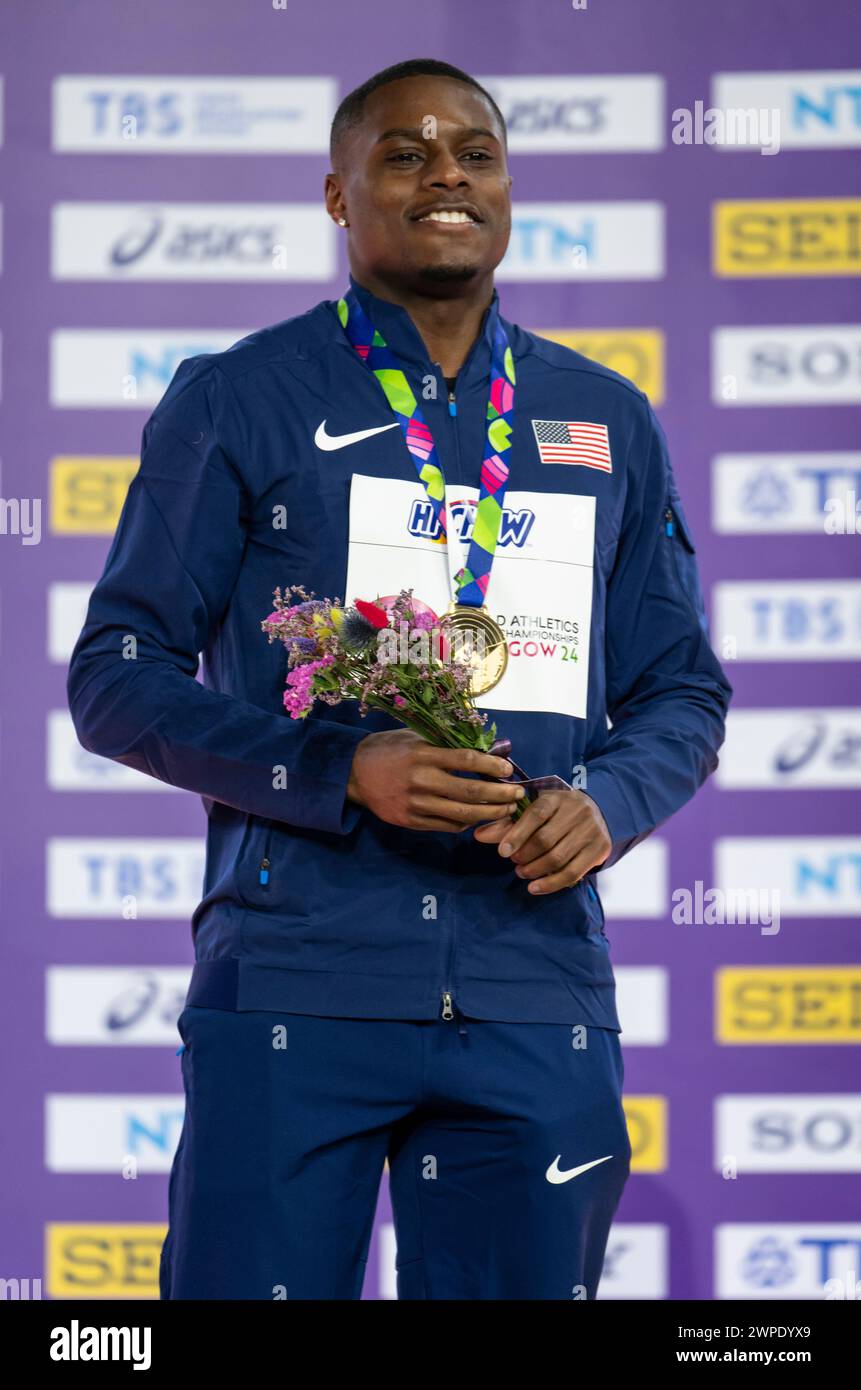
[344,474,595,719]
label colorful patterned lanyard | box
[337,286,516,610]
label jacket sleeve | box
[582,398,732,870]
[66,357,369,836]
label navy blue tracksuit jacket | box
[66,277,731,1029]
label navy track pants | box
[159,1006,631,1300]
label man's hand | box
[473,789,612,895]
[346,729,525,832]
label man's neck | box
[352,272,494,377]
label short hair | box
[330,59,507,166]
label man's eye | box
[389,151,422,164]
[463,150,493,162]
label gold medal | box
[441,603,508,696]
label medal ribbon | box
[337,287,516,609]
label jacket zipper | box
[664,507,675,537]
[257,821,274,886]
[439,370,470,1034]
[441,894,459,1021]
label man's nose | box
[423,148,470,187]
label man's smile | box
[411,201,484,228]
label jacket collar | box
[346,274,502,384]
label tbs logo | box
[408,498,535,546]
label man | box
[67,59,731,1301]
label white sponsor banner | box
[715,1095,861,1173]
[498,202,664,280]
[712,453,861,533]
[46,838,205,918]
[479,74,664,152]
[713,71,861,149]
[714,837,861,917]
[50,329,250,408]
[599,840,668,919]
[48,710,183,791]
[45,1095,184,1173]
[716,1224,861,1299]
[377,1221,668,1299]
[48,582,92,662]
[46,966,191,1045]
[713,581,861,660]
[713,326,861,405]
[598,1225,669,1299]
[345,474,594,720]
[52,203,334,281]
[614,967,669,1044]
[53,75,334,152]
[717,709,861,789]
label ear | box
[324,173,347,225]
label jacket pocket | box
[583,874,607,938]
[235,815,309,920]
[663,487,709,633]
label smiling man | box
[67,59,731,1301]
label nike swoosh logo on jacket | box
[66,275,732,1025]
[314,420,400,450]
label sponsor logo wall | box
[1,4,858,1301]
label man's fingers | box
[419,745,515,781]
[472,815,515,843]
[522,845,600,896]
[411,794,519,827]
[412,813,473,832]
[493,792,562,858]
[420,767,525,806]
[513,828,585,882]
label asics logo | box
[545,1154,613,1185]
[314,420,399,451]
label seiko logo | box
[407,498,535,546]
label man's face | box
[326,75,512,294]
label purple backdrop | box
[1,0,859,1301]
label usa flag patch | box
[532,419,612,473]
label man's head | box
[325,59,511,300]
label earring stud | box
[337,217,348,227]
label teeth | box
[422,210,473,224]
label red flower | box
[355,598,389,630]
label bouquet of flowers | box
[261,585,532,817]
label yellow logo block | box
[714,199,861,276]
[46,1223,166,1298]
[623,1095,667,1171]
[50,457,139,534]
[532,330,664,403]
[717,966,861,1042]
